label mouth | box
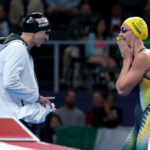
[117,36,126,41]
[116,36,122,41]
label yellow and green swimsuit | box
[124,77,150,150]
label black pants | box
[19,119,33,132]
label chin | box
[36,43,41,47]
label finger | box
[120,40,129,50]
[46,100,52,108]
[118,39,125,47]
[117,41,122,49]
[47,97,56,100]
[117,39,122,46]
[120,40,126,47]
[52,108,57,112]
[118,41,124,50]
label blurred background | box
[1,0,150,149]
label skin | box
[65,91,77,110]
[49,117,61,128]
[116,23,150,96]
[104,93,115,121]
[21,29,56,111]
[92,92,104,107]
[21,30,50,49]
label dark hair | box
[92,17,107,38]
[66,89,77,96]
[39,113,62,143]
[23,12,51,33]
[92,89,105,98]
[45,113,62,127]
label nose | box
[118,31,123,36]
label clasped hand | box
[117,39,133,59]
[38,96,56,112]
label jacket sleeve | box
[2,42,39,103]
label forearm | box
[116,57,133,94]
[3,79,39,103]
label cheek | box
[123,33,131,42]
[125,37,129,43]
[35,34,43,41]
[36,38,43,46]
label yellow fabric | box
[140,78,150,110]
[124,17,148,40]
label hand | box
[52,107,57,112]
[38,96,55,108]
[117,39,134,59]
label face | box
[97,19,106,34]
[33,30,50,47]
[80,4,91,17]
[106,93,114,107]
[92,92,104,107]
[65,91,76,107]
[49,117,61,128]
[112,4,122,17]
[118,23,134,46]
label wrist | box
[37,96,40,102]
[123,56,133,64]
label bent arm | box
[116,53,148,95]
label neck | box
[97,33,104,40]
[21,33,34,49]
[133,40,145,56]
[64,105,74,110]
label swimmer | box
[116,17,150,150]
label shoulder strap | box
[138,48,146,53]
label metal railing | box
[43,40,150,92]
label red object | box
[5,141,77,150]
[95,43,106,49]
[0,118,33,140]
[0,118,78,150]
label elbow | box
[116,83,130,96]
[117,89,130,96]
[118,90,129,96]
[3,79,17,90]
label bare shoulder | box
[139,49,150,78]
[134,49,150,62]
[142,48,150,56]
[131,49,150,71]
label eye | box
[45,31,50,35]
[120,27,131,33]
[120,27,127,33]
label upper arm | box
[120,53,149,95]
[2,43,28,84]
